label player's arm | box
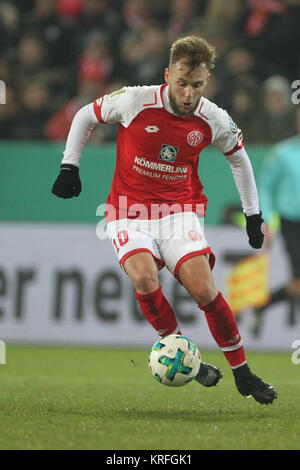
[225,147,265,249]
[52,87,130,198]
[51,103,99,198]
[211,108,264,248]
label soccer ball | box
[148,334,201,387]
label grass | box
[0,345,299,450]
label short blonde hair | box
[169,35,216,71]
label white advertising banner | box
[0,222,298,350]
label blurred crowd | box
[1,0,300,144]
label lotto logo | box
[145,125,160,133]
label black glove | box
[245,211,265,249]
[52,164,81,198]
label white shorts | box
[105,212,215,278]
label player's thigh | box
[105,219,162,293]
[159,212,215,275]
[158,212,217,304]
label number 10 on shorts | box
[113,230,129,253]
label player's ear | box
[202,72,211,92]
[164,67,169,84]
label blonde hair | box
[169,35,216,71]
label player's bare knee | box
[134,275,159,294]
[131,271,159,295]
[124,252,159,294]
[193,281,217,306]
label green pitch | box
[0,345,299,450]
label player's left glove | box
[245,211,265,249]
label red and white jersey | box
[92,84,244,220]
[92,84,243,220]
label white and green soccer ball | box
[148,334,201,387]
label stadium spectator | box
[203,0,243,27]
[256,75,296,144]
[77,31,115,86]
[46,79,121,143]
[131,26,170,85]
[24,0,75,67]
[1,0,300,143]
[56,0,84,21]
[46,79,106,141]
[230,81,262,143]
[121,0,155,33]
[252,105,300,336]
[14,33,48,87]
[72,0,123,51]
[118,31,143,85]
[238,0,300,80]
[190,21,233,58]
[218,44,263,111]
[166,0,200,40]
[14,33,66,97]
[12,80,51,140]
[0,1,20,57]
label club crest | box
[187,130,203,147]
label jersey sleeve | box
[225,146,260,216]
[93,87,127,123]
[92,86,145,125]
[61,103,98,167]
[211,106,244,155]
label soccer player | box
[52,35,277,404]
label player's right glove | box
[245,211,265,249]
[51,164,81,198]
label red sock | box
[199,291,247,368]
[136,286,181,337]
